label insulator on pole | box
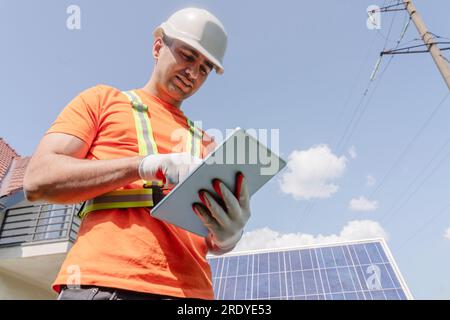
[370,56,383,81]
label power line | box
[334,2,450,228]
[376,95,450,235]
[295,1,405,228]
[335,52,393,154]
[334,16,411,154]
[429,32,450,41]
[380,134,450,223]
[303,57,392,225]
[359,0,450,224]
[402,0,450,89]
[372,1,406,12]
[367,92,449,200]
[375,1,407,44]
[394,201,450,252]
[381,137,450,226]
[382,42,450,55]
[330,35,378,150]
[441,54,450,64]
[331,0,397,151]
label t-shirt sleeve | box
[46,85,104,147]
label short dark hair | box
[162,33,173,46]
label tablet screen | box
[150,128,287,237]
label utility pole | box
[403,0,450,90]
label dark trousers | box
[57,285,178,300]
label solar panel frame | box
[207,238,413,300]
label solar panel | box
[207,239,412,300]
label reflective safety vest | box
[78,90,203,219]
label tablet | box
[150,128,287,237]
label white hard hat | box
[154,8,228,74]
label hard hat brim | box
[154,26,224,75]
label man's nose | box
[185,65,199,80]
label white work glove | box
[138,153,202,187]
[192,173,251,254]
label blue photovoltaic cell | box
[208,240,411,300]
[227,256,238,276]
[269,252,279,273]
[269,273,281,298]
[321,247,335,268]
[259,253,269,274]
[237,255,248,276]
[366,242,383,264]
[290,251,301,270]
[332,246,347,267]
[312,249,320,269]
[300,250,312,270]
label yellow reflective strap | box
[78,188,154,219]
[143,181,164,188]
[128,92,149,155]
[79,200,154,219]
[186,119,203,158]
[122,90,163,187]
[194,127,202,158]
[134,109,149,155]
[186,120,193,157]
[123,91,148,155]
[143,111,158,155]
[105,189,153,196]
[128,91,159,156]
[81,89,177,220]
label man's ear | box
[153,37,164,59]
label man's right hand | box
[138,153,202,187]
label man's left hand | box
[192,173,251,253]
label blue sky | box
[1,0,449,299]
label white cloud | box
[444,228,450,240]
[349,196,379,212]
[279,145,347,200]
[234,220,388,252]
[366,175,376,187]
[348,145,357,159]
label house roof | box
[0,138,19,181]
[0,157,31,197]
[0,138,29,198]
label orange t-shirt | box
[48,85,216,299]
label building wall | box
[0,268,57,300]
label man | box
[23,8,251,300]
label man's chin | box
[165,88,189,105]
[170,85,193,99]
